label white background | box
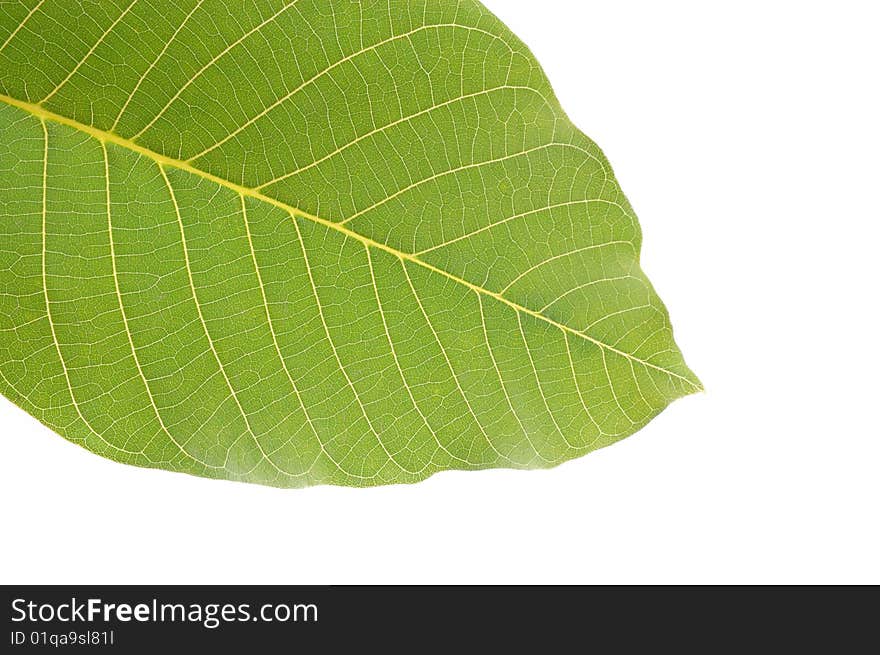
[2,1,878,584]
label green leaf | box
[0,0,700,488]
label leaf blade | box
[0,1,699,487]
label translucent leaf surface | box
[0,0,700,487]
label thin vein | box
[291,215,412,475]
[600,347,637,424]
[401,260,513,465]
[40,0,139,104]
[516,312,577,450]
[418,202,629,258]
[256,85,542,189]
[132,0,301,140]
[627,358,653,414]
[0,0,46,54]
[240,194,359,481]
[111,0,205,131]
[39,120,140,457]
[540,274,641,313]
[584,303,652,331]
[563,332,608,442]
[366,246,466,467]
[341,142,608,226]
[102,141,218,470]
[500,241,634,296]
[158,163,297,479]
[192,23,512,163]
[477,292,550,465]
[0,366,60,425]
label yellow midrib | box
[0,92,700,389]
